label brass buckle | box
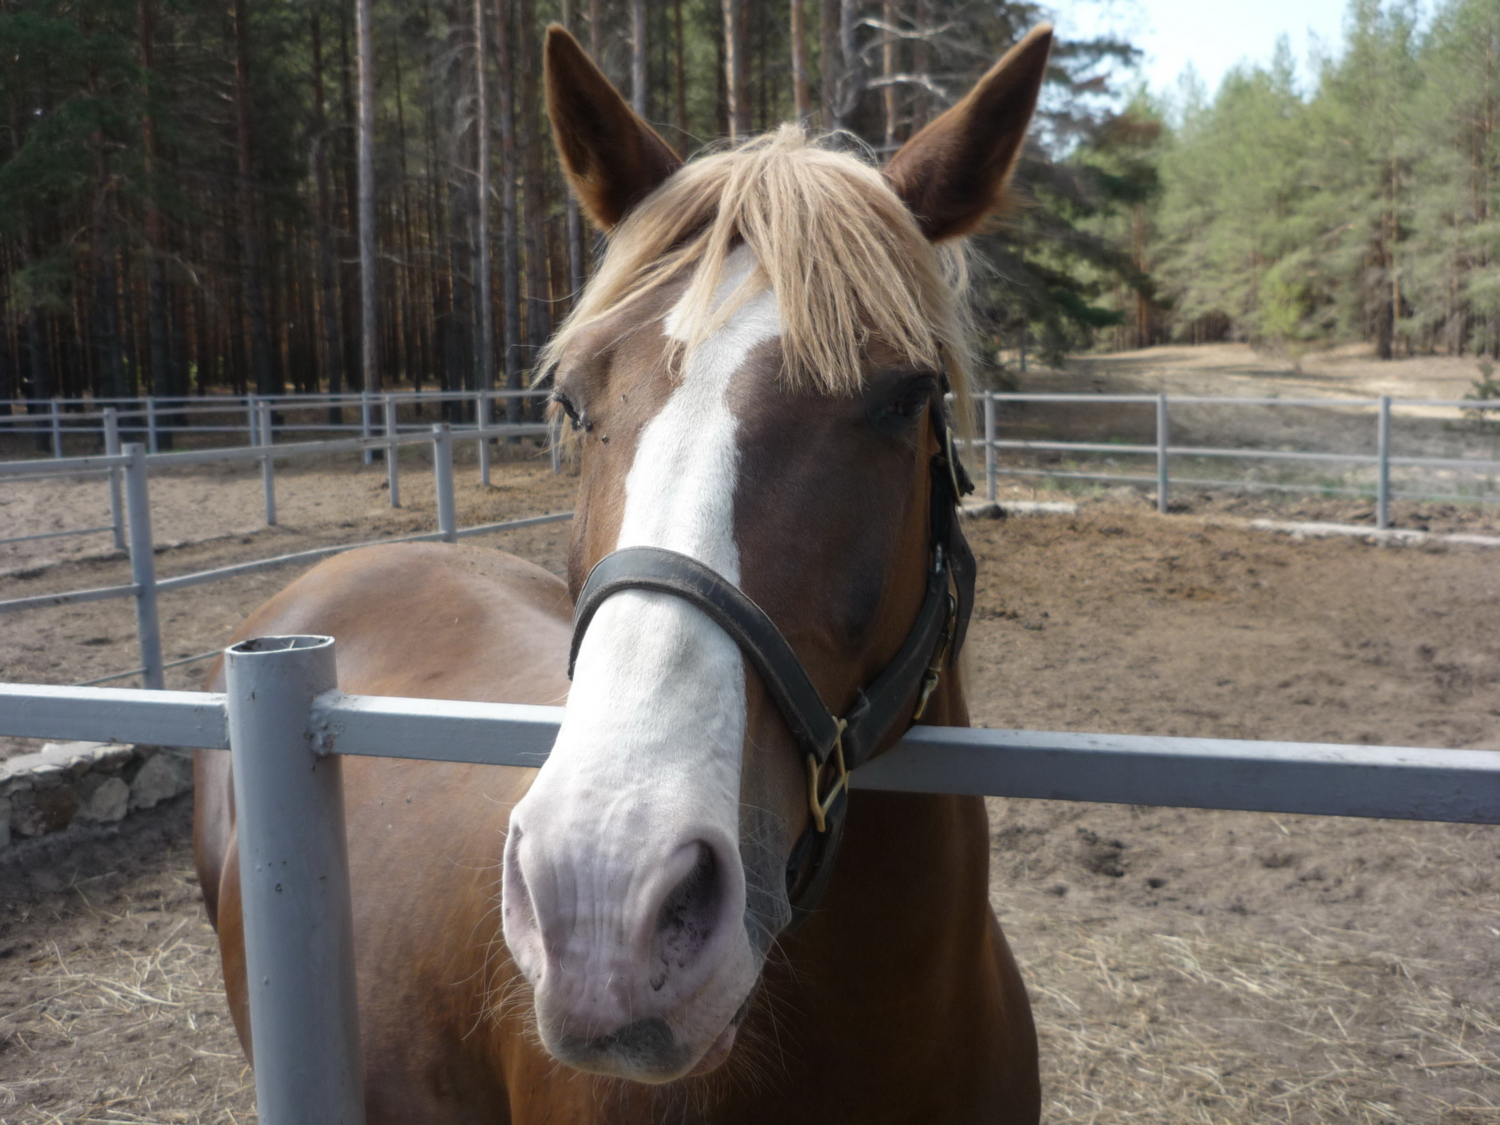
[913,594,958,721]
[806,719,849,834]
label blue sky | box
[1057,0,1353,99]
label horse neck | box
[798,664,987,943]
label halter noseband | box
[567,387,976,921]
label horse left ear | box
[884,24,1053,241]
[544,25,683,230]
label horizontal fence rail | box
[1,424,573,689]
[962,391,1500,527]
[4,677,1498,826]
[6,637,1500,1124]
[0,389,554,463]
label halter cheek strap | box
[567,393,975,921]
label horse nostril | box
[650,842,722,989]
[501,824,543,971]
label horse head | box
[501,24,1051,1085]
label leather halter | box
[567,388,976,921]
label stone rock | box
[128,751,192,810]
[77,775,130,824]
[12,784,79,836]
[0,796,10,849]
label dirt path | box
[3,498,1500,1121]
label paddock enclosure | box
[1,443,1498,1121]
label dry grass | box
[0,848,255,1124]
[1012,903,1500,1123]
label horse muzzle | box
[501,806,759,1082]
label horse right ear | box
[544,26,683,231]
[884,24,1052,241]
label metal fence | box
[0,388,552,461]
[969,391,1500,529]
[3,641,1499,1123]
[13,388,1500,542]
[1,390,557,553]
[0,423,573,689]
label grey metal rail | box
[6,637,1498,1124]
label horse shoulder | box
[196,543,572,1121]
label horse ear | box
[884,24,1053,241]
[544,25,683,231]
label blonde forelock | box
[540,125,973,406]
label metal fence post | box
[51,397,62,458]
[1156,393,1170,514]
[259,401,277,527]
[247,394,259,447]
[1377,394,1392,530]
[477,391,492,489]
[124,444,164,690]
[361,391,373,466]
[983,391,997,503]
[105,408,126,550]
[384,394,400,507]
[223,635,366,1125]
[432,423,456,542]
[146,397,159,454]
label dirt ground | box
[3,445,1500,1120]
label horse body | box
[197,24,1052,1122]
[196,547,1035,1124]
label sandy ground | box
[1064,341,1491,401]
[3,443,1500,1120]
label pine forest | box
[4,0,1497,414]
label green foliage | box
[1141,0,1500,360]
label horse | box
[195,24,1052,1123]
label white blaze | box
[504,247,780,1052]
[563,245,778,820]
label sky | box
[1059,0,1354,100]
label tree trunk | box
[819,0,841,129]
[881,0,897,149]
[673,0,688,136]
[497,0,524,420]
[631,0,647,116]
[356,0,379,395]
[791,0,809,125]
[836,0,862,133]
[562,0,585,301]
[520,0,552,380]
[723,0,749,138]
[232,0,278,396]
[912,0,931,128]
[139,0,171,403]
[474,0,495,398]
[311,12,345,421]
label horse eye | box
[552,391,586,432]
[885,382,932,422]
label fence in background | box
[3,640,1499,1123]
[970,391,1500,529]
[13,389,1500,541]
[12,386,1500,688]
[0,388,552,462]
[1,390,557,553]
[0,424,573,689]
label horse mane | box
[540,125,975,405]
